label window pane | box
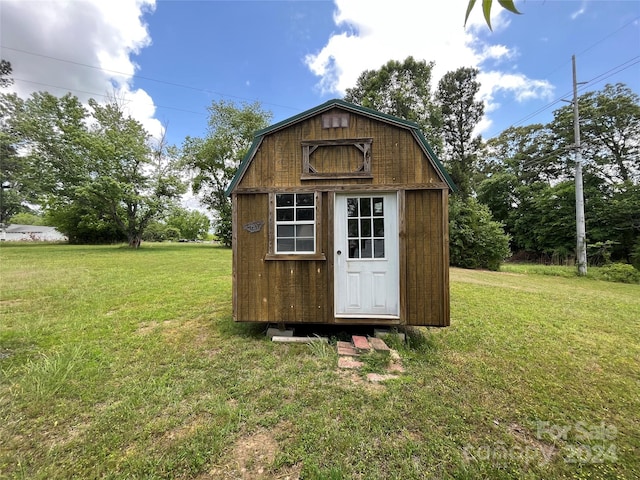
[347,198,358,217]
[296,208,314,221]
[360,198,371,217]
[296,239,314,252]
[348,219,359,238]
[374,239,385,258]
[373,198,384,216]
[373,218,384,237]
[348,239,359,258]
[360,239,372,258]
[276,194,294,207]
[360,218,371,237]
[277,225,294,237]
[296,193,314,206]
[277,239,295,252]
[296,224,314,237]
[276,208,294,221]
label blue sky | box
[2,0,639,149]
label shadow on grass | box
[230,322,442,354]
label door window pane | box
[348,219,359,238]
[373,218,384,237]
[360,198,371,216]
[348,239,359,258]
[360,218,371,237]
[344,196,388,260]
[347,198,358,217]
[374,239,385,258]
[360,239,372,258]
[373,198,384,216]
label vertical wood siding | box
[236,108,443,190]
[234,192,330,323]
[232,107,450,326]
[404,190,450,326]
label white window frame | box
[274,192,316,254]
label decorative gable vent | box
[322,112,349,128]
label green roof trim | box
[226,99,456,196]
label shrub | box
[598,263,640,284]
[630,238,640,271]
[449,196,511,271]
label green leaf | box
[482,0,493,31]
[498,0,521,15]
[464,0,477,27]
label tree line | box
[0,61,209,246]
[2,57,639,272]
[343,58,639,270]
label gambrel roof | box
[226,99,455,195]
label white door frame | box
[334,192,399,318]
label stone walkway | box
[336,335,404,382]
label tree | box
[479,84,640,263]
[449,196,511,270]
[181,100,271,247]
[482,124,565,185]
[436,67,484,198]
[551,83,640,185]
[78,100,185,247]
[166,206,210,240]
[0,60,13,88]
[8,91,185,247]
[1,61,30,225]
[344,57,442,152]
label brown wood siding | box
[232,106,450,327]
[236,109,443,191]
[234,192,330,323]
[404,189,450,327]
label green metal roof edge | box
[412,130,457,192]
[225,136,263,196]
[227,98,456,195]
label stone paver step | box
[337,341,358,356]
[368,337,391,353]
[351,335,372,352]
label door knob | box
[337,250,342,255]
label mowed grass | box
[1,243,639,480]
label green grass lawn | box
[1,243,638,479]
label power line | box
[485,55,640,140]
[1,44,303,113]
[13,77,208,117]
[483,14,640,140]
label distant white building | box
[1,224,67,242]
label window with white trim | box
[275,193,315,253]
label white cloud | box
[571,1,587,20]
[305,0,553,134]
[0,0,162,139]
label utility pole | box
[572,55,587,276]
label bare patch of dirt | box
[162,418,201,444]
[134,321,159,336]
[508,422,558,465]
[0,299,23,308]
[161,318,210,348]
[199,428,301,480]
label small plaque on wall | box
[243,221,264,233]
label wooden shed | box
[226,99,455,327]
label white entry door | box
[334,193,399,318]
